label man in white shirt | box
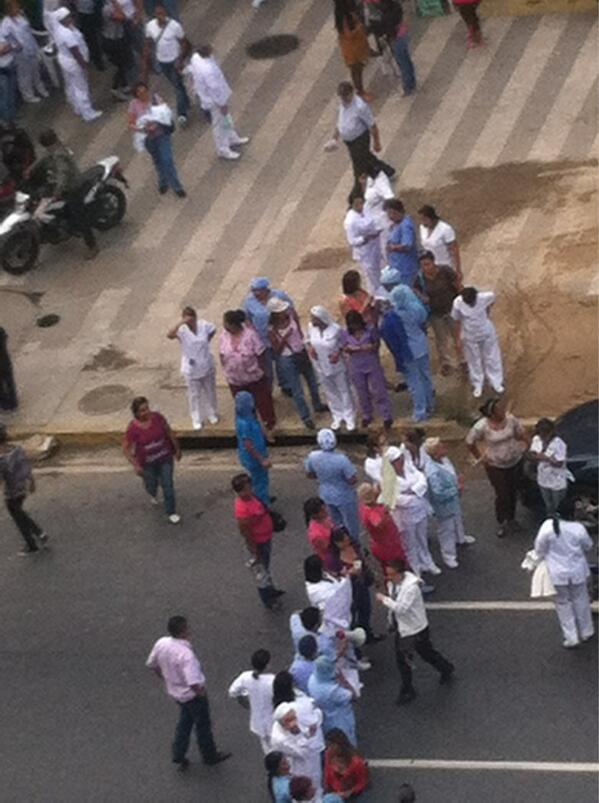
[144,4,190,124]
[332,81,395,183]
[451,286,504,398]
[167,306,219,431]
[376,560,454,704]
[146,615,231,769]
[344,194,382,294]
[186,44,249,161]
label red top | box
[325,753,369,796]
[359,503,406,564]
[234,496,273,544]
[307,517,334,563]
[125,412,174,468]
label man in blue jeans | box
[146,615,232,771]
[144,4,190,124]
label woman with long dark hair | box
[333,0,370,98]
[264,751,292,802]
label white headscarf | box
[310,306,333,327]
[273,702,296,723]
[317,428,337,451]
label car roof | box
[555,400,598,457]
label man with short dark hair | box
[332,81,395,182]
[146,615,231,770]
[143,4,190,124]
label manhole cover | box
[36,313,60,328]
[246,34,299,59]
[78,384,132,415]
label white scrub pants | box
[209,105,243,156]
[553,582,594,645]
[436,514,463,566]
[391,510,436,576]
[58,58,97,120]
[463,331,504,395]
[185,371,218,428]
[319,369,355,429]
[15,53,47,101]
[358,241,383,294]
[258,733,271,754]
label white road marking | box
[368,759,599,773]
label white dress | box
[306,321,355,429]
[228,670,274,753]
[451,291,503,395]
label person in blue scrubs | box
[384,198,419,286]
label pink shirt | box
[219,325,265,386]
[146,637,206,702]
[269,317,304,357]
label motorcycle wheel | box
[92,184,127,231]
[1,225,39,274]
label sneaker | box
[272,588,286,598]
[175,189,187,198]
[497,525,507,538]
[396,688,417,706]
[439,664,455,684]
[345,420,356,432]
[581,632,595,643]
[38,532,50,546]
[251,0,265,7]
[192,422,202,431]
[426,564,442,576]
[218,149,240,160]
[18,546,39,556]
[459,535,476,545]
[24,95,41,103]
[207,415,219,425]
[204,751,232,766]
[168,514,181,524]
[85,110,103,121]
[150,496,160,506]
[331,418,341,431]
[492,385,505,394]
[38,88,50,98]
[232,136,250,145]
[159,185,168,195]
[357,658,372,671]
[177,115,188,127]
[174,758,190,772]
[444,559,458,569]
[421,583,435,595]
[563,639,579,649]
[473,387,483,398]
[303,418,316,431]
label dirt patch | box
[83,345,137,372]
[296,247,350,272]
[78,384,132,415]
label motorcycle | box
[0,156,128,275]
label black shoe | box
[396,688,417,706]
[272,589,286,598]
[159,185,168,195]
[38,532,50,546]
[173,758,190,772]
[383,418,393,431]
[439,664,455,685]
[204,751,232,766]
[175,189,187,198]
[269,496,277,504]
[496,525,507,538]
[394,382,408,392]
[304,418,316,430]
[314,404,329,413]
[361,418,373,428]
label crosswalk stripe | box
[466,17,564,168]
[368,759,599,773]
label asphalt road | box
[0,448,596,802]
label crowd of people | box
[0,0,595,801]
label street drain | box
[36,313,60,327]
[246,34,299,59]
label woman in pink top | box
[122,396,181,524]
[303,496,336,570]
[267,297,327,431]
[358,482,407,577]
[219,309,276,432]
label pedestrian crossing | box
[1,0,597,429]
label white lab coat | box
[306,321,355,429]
[271,699,325,796]
[363,170,394,257]
[187,53,243,155]
[343,207,382,294]
[381,571,428,637]
[228,670,274,753]
[305,574,352,636]
[54,22,98,120]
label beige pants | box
[430,313,458,370]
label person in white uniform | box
[527,418,570,516]
[418,204,462,286]
[451,286,504,398]
[228,648,275,754]
[358,165,394,260]
[187,44,249,161]
[534,497,594,648]
[423,437,475,568]
[306,306,355,432]
[381,445,440,577]
[343,194,383,294]
[167,306,218,430]
[3,0,49,103]
[53,7,102,121]
[270,701,325,797]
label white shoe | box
[207,415,219,425]
[459,535,476,545]
[473,387,482,398]
[168,514,181,524]
[331,419,341,431]
[492,385,505,394]
[192,422,202,431]
[581,632,595,643]
[177,115,188,127]
[444,559,459,569]
[24,95,41,103]
[232,136,250,145]
[252,0,266,7]
[345,420,356,432]
[218,149,240,160]
[38,88,50,98]
[563,639,579,649]
[426,564,442,576]
[150,495,160,506]
[85,110,103,121]
[357,658,372,671]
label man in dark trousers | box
[376,560,454,704]
[146,615,231,771]
[0,327,17,410]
